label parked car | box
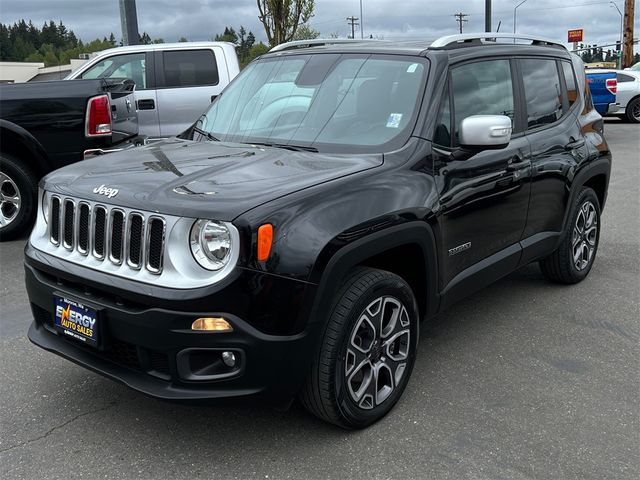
[587,68,640,122]
[585,69,617,115]
[25,34,611,428]
[0,78,139,239]
[66,42,240,137]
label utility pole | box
[453,12,468,34]
[360,0,364,39]
[485,0,492,32]
[622,0,635,68]
[119,0,140,46]
[346,16,359,39]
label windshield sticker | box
[407,63,419,73]
[386,113,403,128]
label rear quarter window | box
[561,61,578,108]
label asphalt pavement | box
[1,120,638,480]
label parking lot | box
[0,120,638,480]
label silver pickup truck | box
[66,42,241,137]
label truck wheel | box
[540,187,601,284]
[300,267,419,428]
[625,97,640,123]
[0,153,37,240]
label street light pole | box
[610,1,623,69]
[513,0,529,35]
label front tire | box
[539,187,601,284]
[300,267,419,429]
[0,153,37,240]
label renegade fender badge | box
[93,184,119,199]
[449,242,471,256]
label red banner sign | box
[568,29,584,43]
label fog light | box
[191,317,233,332]
[222,351,236,367]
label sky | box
[0,0,637,52]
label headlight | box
[189,219,232,271]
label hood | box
[43,138,383,220]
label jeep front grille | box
[48,195,166,275]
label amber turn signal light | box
[191,317,233,332]
[257,224,273,261]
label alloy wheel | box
[344,296,411,410]
[0,172,21,228]
[632,101,640,122]
[572,200,598,271]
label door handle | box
[506,155,527,172]
[210,95,217,102]
[565,138,585,150]
[137,99,155,110]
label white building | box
[0,59,87,83]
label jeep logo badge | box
[93,185,119,199]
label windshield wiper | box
[247,142,318,153]
[192,126,220,142]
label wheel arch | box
[560,157,611,238]
[308,221,440,332]
[582,173,608,210]
[0,120,50,178]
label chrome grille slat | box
[77,202,91,255]
[146,217,166,274]
[50,196,61,245]
[93,206,107,259]
[63,199,75,250]
[127,213,145,269]
[109,209,125,265]
[47,197,165,274]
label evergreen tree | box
[139,32,152,45]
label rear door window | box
[162,50,219,88]
[521,59,563,128]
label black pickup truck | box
[0,78,139,239]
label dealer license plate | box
[53,295,99,347]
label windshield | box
[196,53,427,152]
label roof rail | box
[430,33,565,50]
[269,38,385,52]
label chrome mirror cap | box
[459,115,512,149]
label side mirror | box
[459,115,512,150]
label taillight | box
[85,94,112,136]
[605,78,617,94]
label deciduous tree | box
[257,0,315,47]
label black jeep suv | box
[25,34,611,428]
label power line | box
[453,12,469,34]
[346,16,359,39]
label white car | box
[588,68,640,123]
[66,42,241,137]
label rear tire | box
[625,97,640,123]
[539,187,601,284]
[0,153,37,241]
[300,267,419,429]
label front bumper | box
[25,256,319,403]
